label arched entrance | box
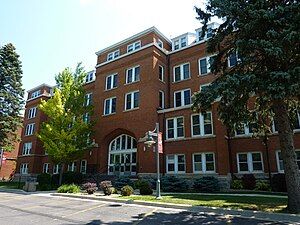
[108,134,137,176]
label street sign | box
[158,132,163,153]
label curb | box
[0,188,28,194]
[51,193,300,224]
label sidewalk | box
[51,192,300,224]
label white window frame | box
[228,51,240,68]
[127,40,141,53]
[22,142,32,155]
[107,49,120,61]
[191,112,213,137]
[193,152,216,173]
[105,73,118,90]
[124,91,139,111]
[126,66,140,84]
[43,163,50,173]
[104,97,116,115]
[166,117,185,140]
[80,160,87,174]
[53,164,60,174]
[85,93,92,106]
[174,89,191,108]
[157,39,163,48]
[159,65,164,82]
[172,36,187,50]
[20,163,28,174]
[173,63,190,82]
[30,90,41,99]
[276,150,300,172]
[28,107,37,119]
[85,71,94,83]
[166,154,186,174]
[159,91,165,109]
[25,123,35,136]
[68,162,77,172]
[237,152,264,173]
[235,123,253,136]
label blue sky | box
[1,0,204,93]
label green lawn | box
[0,182,24,189]
[119,194,287,213]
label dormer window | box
[173,36,187,50]
[127,41,141,53]
[196,23,219,42]
[31,90,41,99]
[85,71,95,83]
[107,50,120,61]
[156,39,163,48]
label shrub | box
[100,180,113,195]
[51,174,60,188]
[241,174,256,190]
[110,187,118,194]
[113,176,134,189]
[231,179,243,189]
[255,180,271,191]
[193,176,220,192]
[138,176,156,189]
[138,180,153,195]
[272,173,287,192]
[121,185,134,196]
[82,182,98,194]
[62,171,83,185]
[161,176,189,192]
[37,173,52,191]
[57,184,80,193]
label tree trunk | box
[273,100,300,213]
[59,164,65,186]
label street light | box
[142,123,162,200]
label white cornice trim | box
[27,83,53,93]
[26,93,51,103]
[95,26,171,56]
[157,105,192,114]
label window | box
[191,112,213,136]
[197,27,215,42]
[80,160,87,174]
[173,36,187,50]
[105,74,118,90]
[85,93,92,106]
[159,91,165,109]
[85,71,94,83]
[200,84,211,92]
[157,39,163,48]
[193,153,215,173]
[53,164,60,174]
[159,65,164,81]
[30,90,41,99]
[127,41,141,52]
[20,163,28,174]
[83,113,90,123]
[28,107,37,119]
[125,91,139,110]
[174,89,191,107]
[126,66,140,84]
[68,162,77,172]
[107,49,120,61]
[104,97,116,115]
[43,163,50,173]
[293,111,300,130]
[173,63,190,82]
[166,117,184,139]
[237,152,263,173]
[166,154,185,174]
[276,150,300,172]
[22,142,32,155]
[25,123,35,136]
[228,52,239,67]
[199,56,215,75]
[235,123,255,136]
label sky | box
[0,0,207,94]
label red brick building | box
[16,25,300,187]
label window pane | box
[105,99,110,115]
[194,154,201,162]
[239,163,248,171]
[175,92,182,107]
[194,163,202,172]
[206,162,215,171]
[178,164,185,172]
[206,153,214,162]
[132,139,137,148]
[252,153,261,161]
[126,94,131,110]
[174,67,181,81]
[168,163,175,172]
[178,155,185,163]
[135,66,140,81]
[127,136,132,149]
[132,152,136,163]
[127,69,133,83]
[121,135,126,150]
[183,90,191,105]
[238,154,247,162]
[106,76,112,89]
[111,98,116,113]
[168,129,174,139]
[183,64,190,79]
[133,92,139,108]
[229,53,237,67]
[200,59,207,74]
[113,74,118,88]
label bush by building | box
[121,185,134,196]
[272,173,287,192]
[82,182,98,194]
[193,176,219,192]
[138,180,153,195]
[113,176,134,189]
[241,174,256,190]
[57,184,80,193]
[100,180,113,195]
[62,171,83,185]
[255,180,271,191]
[161,176,189,192]
[231,179,243,189]
[36,173,52,191]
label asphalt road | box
[0,191,292,225]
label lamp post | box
[143,123,162,199]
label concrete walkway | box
[51,192,300,224]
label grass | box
[0,181,24,189]
[119,193,287,213]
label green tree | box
[0,43,24,158]
[192,1,300,213]
[38,63,94,185]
